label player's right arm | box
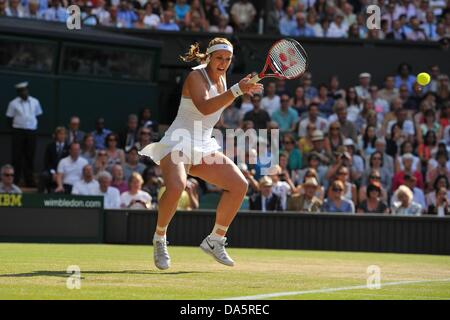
[185,72,262,116]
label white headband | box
[192,44,233,70]
[206,44,233,55]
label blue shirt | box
[291,26,315,37]
[175,4,190,20]
[394,75,416,93]
[272,107,299,133]
[91,129,112,150]
[279,16,296,36]
[157,23,180,31]
[322,198,355,213]
[117,10,138,28]
[42,7,68,22]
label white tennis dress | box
[139,67,227,165]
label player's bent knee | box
[234,177,248,196]
[165,179,187,197]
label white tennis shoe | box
[153,238,171,270]
[200,235,235,267]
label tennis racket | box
[248,38,308,84]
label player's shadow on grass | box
[0,270,208,279]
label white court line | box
[222,278,450,300]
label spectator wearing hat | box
[96,170,121,209]
[322,180,355,213]
[249,176,282,212]
[0,164,21,194]
[71,164,99,195]
[288,177,322,212]
[392,153,424,191]
[6,81,43,187]
[123,146,146,181]
[38,126,69,193]
[357,182,389,214]
[355,73,371,101]
[298,102,329,138]
[310,130,332,165]
[391,185,422,215]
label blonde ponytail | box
[180,42,208,63]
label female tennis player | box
[139,38,263,269]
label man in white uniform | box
[5,82,43,187]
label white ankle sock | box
[153,232,166,242]
[210,223,229,240]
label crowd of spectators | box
[2,62,449,216]
[0,0,449,42]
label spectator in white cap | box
[6,81,43,187]
[288,177,322,212]
[355,72,371,101]
[310,129,332,165]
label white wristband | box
[230,83,243,98]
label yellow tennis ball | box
[417,72,430,86]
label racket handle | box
[248,74,261,84]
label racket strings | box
[269,40,307,79]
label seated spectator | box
[427,187,450,216]
[301,72,318,101]
[357,182,389,214]
[426,151,450,190]
[358,169,389,204]
[297,123,316,155]
[24,0,41,19]
[139,107,159,133]
[391,185,422,215]
[141,167,163,208]
[133,9,147,29]
[426,174,450,205]
[174,0,190,25]
[143,2,160,29]
[393,153,424,191]
[395,63,417,93]
[80,133,96,165]
[281,133,303,174]
[93,149,108,174]
[92,0,111,25]
[111,164,128,194]
[55,142,88,194]
[288,177,322,212]
[322,180,355,213]
[306,10,323,37]
[230,0,256,32]
[310,130,332,166]
[271,93,299,134]
[395,141,422,173]
[358,125,377,157]
[66,116,85,145]
[371,137,395,174]
[0,164,21,194]
[209,15,233,33]
[406,16,427,40]
[344,139,364,183]
[120,172,152,209]
[158,178,199,211]
[324,121,345,156]
[298,103,328,137]
[117,0,138,28]
[41,0,67,22]
[243,94,271,130]
[328,100,358,142]
[105,133,125,169]
[157,10,180,31]
[220,102,240,129]
[328,13,348,38]
[291,12,315,37]
[329,164,357,204]
[279,5,296,36]
[123,146,146,181]
[5,0,24,17]
[261,82,281,117]
[418,130,438,165]
[363,151,392,192]
[249,176,283,212]
[96,171,120,209]
[316,84,335,117]
[268,165,295,211]
[38,126,69,193]
[266,0,284,34]
[378,76,400,105]
[417,109,442,144]
[392,174,427,212]
[135,127,153,152]
[71,164,99,195]
[91,117,112,150]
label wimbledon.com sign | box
[0,194,103,209]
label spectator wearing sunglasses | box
[0,164,21,194]
[281,133,303,173]
[363,151,392,192]
[322,180,355,213]
[358,169,388,205]
[105,133,125,169]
